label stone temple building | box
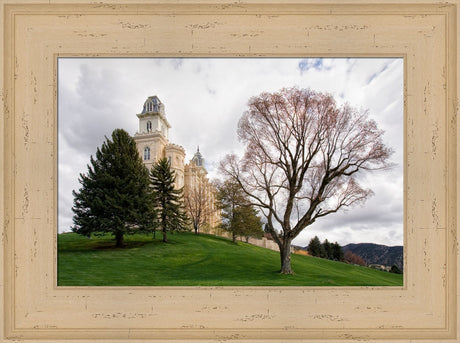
[133,95,221,233]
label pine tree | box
[150,158,188,242]
[319,243,328,258]
[308,236,322,257]
[71,129,155,247]
[323,239,333,260]
[332,242,344,261]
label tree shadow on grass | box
[95,241,147,250]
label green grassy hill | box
[58,232,403,287]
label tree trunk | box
[162,227,168,242]
[232,232,236,243]
[115,231,124,248]
[161,213,168,242]
[194,224,199,235]
[279,240,293,274]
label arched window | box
[146,121,152,132]
[144,147,150,161]
[152,97,159,112]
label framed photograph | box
[1,0,458,341]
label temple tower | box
[133,96,185,187]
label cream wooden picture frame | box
[1,0,458,342]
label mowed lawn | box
[58,232,403,287]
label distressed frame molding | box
[1,1,458,342]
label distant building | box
[133,96,220,232]
[368,264,392,272]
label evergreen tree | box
[332,242,344,261]
[319,243,328,258]
[308,236,322,257]
[150,158,188,242]
[323,239,333,259]
[71,129,154,247]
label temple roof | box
[192,146,204,167]
[141,95,163,115]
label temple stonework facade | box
[133,96,221,232]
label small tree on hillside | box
[234,206,264,243]
[323,239,333,259]
[344,250,366,266]
[332,242,344,261]
[72,129,155,247]
[217,179,255,243]
[150,158,188,242]
[184,177,216,235]
[220,87,392,274]
[308,236,322,257]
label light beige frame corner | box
[0,0,458,342]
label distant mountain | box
[342,243,403,271]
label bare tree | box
[220,87,392,274]
[184,177,217,235]
[344,251,366,266]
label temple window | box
[144,146,150,160]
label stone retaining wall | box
[209,228,297,253]
[246,237,279,252]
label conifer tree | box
[308,236,322,257]
[319,243,328,259]
[323,239,333,259]
[71,129,155,247]
[150,158,188,242]
[332,242,344,261]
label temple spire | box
[192,146,204,167]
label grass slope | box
[58,232,403,287]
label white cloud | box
[58,58,403,247]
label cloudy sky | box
[58,58,404,247]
